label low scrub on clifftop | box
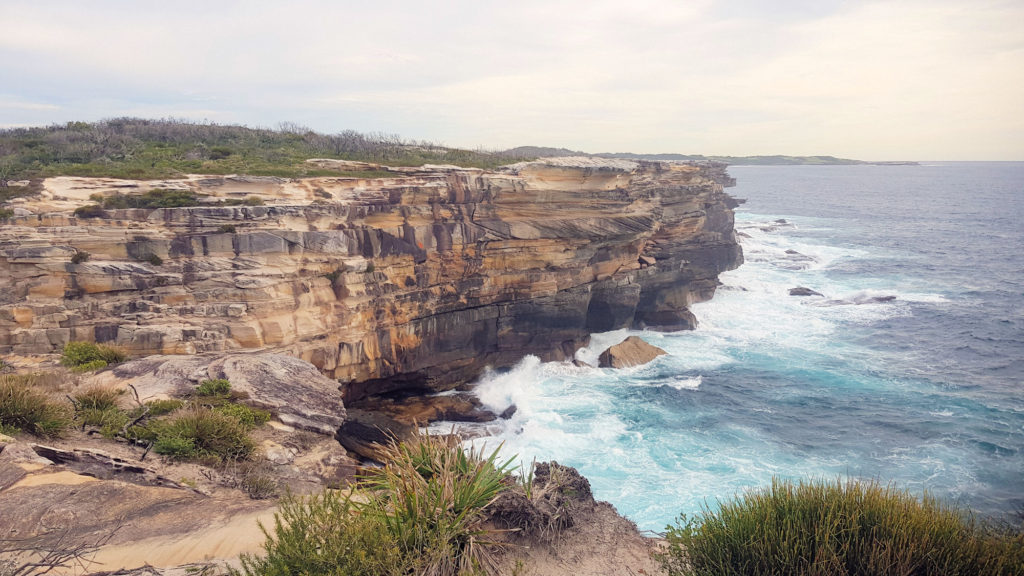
[238,433,514,576]
[658,477,1024,576]
[0,373,72,437]
[0,118,535,183]
[59,341,127,372]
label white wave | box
[667,376,702,390]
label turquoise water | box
[437,163,1024,531]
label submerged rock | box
[789,286,824,297]
[597,336,667,368]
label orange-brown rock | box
[0,158,742,399]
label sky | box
[1,0,1022,160]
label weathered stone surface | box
[1,159,741,398]
[335,409,414,461]
[789,286,824,297]
[597,336,667,368]
[350,391,497,425]
[93,353,346,434]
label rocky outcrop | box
[0,158,741,398]
[789,286,823,297]
[597,335,667,368]
[89,353,346,434]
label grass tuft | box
[238,432,514,576]
[151,405,255,462]
[196,378,231,397]
[658,477,1024,576]
[0,374,72,437]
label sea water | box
[435,162,1024,531]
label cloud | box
[1,0,1021,159]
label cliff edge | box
[0,157,742,398]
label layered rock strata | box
[0,157,742,398]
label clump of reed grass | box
[238,432,514,576]
[0,374,72,437]
[658,477,1024,576]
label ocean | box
[438,162,1024,532]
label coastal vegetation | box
[658,477,1024,576]
[0,373,72,437]
[0,118,535,186]
[59,341,127,372]
[238,433,514,576]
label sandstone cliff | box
[0,157,741,398]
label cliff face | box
[0,157,742,398]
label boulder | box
[335,409,414,462]
[349,392,496,426]
[597,336,667,368]
[789,286,823,297]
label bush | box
[145,398,184,416]
[70,250,90,264]
[214,402,270,429]
[358,433,514,574]
[196,378,232,397]
[60,341,127,368]
[145,253,163,266]
[99,189,200,209]
[0,374,72,437]
[658,477,1024,576]
[237,491,407,576]
[151,406,255,461]
[0,208,14,219]
[69,359,109,373]
[217,224,237,233]
[72,204,106,218]
[238,433,513,576]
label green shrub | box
[0,208,14,219]
[658,477,1024,576]
[217,224,237,233]
[238,433,513,576]
[145,253,163,266]
[196,378,232,397]
[79,406,130,438]
[70,250,90,264]
[145,398,184,416]
[0,374,72,437]
[151,406,254,461]
[358,433,514,574]
[72,204,106,218]
[209,146,234,160]
[365,262,375,274]
[236,491,407,576]
[69,359,108,373]
[99,189,200,209]
[60,341,127,368]
[152,435,198,459]
[215,402,270,429]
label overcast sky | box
[2,0,1022,160]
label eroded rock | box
[598,336,667,368]
[94,353,346,435]
[335,409,414,461]
[789,286,824,297]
